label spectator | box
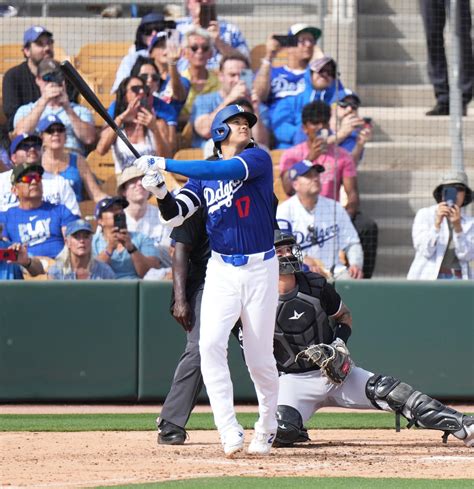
[117,165,172,268]
[270,56,344,149]
[39,115,107,203]
[0,241,44,279]
[279,101,378,278]
[112,12,170,93]
[276,160,363,279]
[420,0,472,116]
[92,196,161,279]
[97,76,172,174]
[191,53,250,148]
[48,219,115,280]
[254,23,322,113]
[0,133,80,215]
[13,59,96,156]
[407,171,474,280]
[180,27,218,124]
[328,88,373,166]
[176,0,250,71]
[0,163,78,259]
[2,26,78,132]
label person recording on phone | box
[92,196,161,279]
[0,241,44,279]
[407,171,474,280]
[176,0,250,72]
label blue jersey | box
[183,148,275,255]
[266,66,307,108]
[0,202,78,258]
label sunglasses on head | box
[129,85,148,94]
[142,24,165,36]
[190,44,210,53]
[17,141,41,152]
[337,100,359,110]
[45,125,66,134]
[18,172,42,184]
[140,73,160,82]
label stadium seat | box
[78,200,98,229]
[74,42,130,77]
[0,44,68,74]
[250,44,289,72]
[87,150,116,182]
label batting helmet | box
[274,229,303,275]
[211,104,258,145]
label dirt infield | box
[1,405,473,488]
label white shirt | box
[125,203,171,248]
[112,131,156,174]
[0,169,80,216]
[407,204,474,280]
[276,194,362,275]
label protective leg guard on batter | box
[274,405,310,447]
[366,374,474,446]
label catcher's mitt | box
[296,338,353,384]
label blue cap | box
[65,219,93,237]
[148,31,168,51]
[38,115,65,133]
[335,88,361,105]
[140,12,165,26]
[23,26,52,45]
[95,196,129,219]
[289,160,325,180]
[10,133,42,155]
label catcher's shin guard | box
[274,405,310,447]
[366,374,474,446]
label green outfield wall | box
[0,280,472,402]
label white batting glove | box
[142,170,167,199]
[134,155,166,174]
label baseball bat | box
[60,60,140,159]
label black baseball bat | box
[60,60,140,159]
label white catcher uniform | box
[276,194,362,275]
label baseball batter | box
[134,104,279,457]
[270,231,474,448]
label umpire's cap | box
[211,104,258,145]
[433,170,472,207]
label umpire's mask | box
[274,229,303,274]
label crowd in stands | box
[0,0,470,281]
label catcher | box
[272,230,473,448]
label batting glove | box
[142,170,167,199]
[134,155,166,174]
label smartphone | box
[199,3,217,28]
[272,35,298,47]
[114,213,127,230]
[139,96,151,111]
[240,69,253,91]
[0,248,18,262]
[442,186,458,207]
[362,117,373,126]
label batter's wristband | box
[335,323,352,343]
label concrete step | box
[358,0,420,15]
[358,60,429,84]
[358,14,425,39]
[359,193,432,219]
[367,217,413,247]
[356,84,435,107]
[358,38,427,62]
[373,246,414,278]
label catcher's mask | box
[274,229,303,274]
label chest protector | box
[274,272,335,373]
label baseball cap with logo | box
[10,133,42,155]
[335,88,361,106]
[38,115,65,133]
[148,31,168,51]
[288,23,322,42]
[11,162,44,184]
[65,219,93,237]
[95,196,129,219]
[23,25,53,45]
[289,160,325,180]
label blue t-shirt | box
[0,202,78,258]
[60,153,84,202]
[183,147,275,255]
[0,240,23,280]
[265,66,307,108]
[91,230,160,279]
[107,97,178,126]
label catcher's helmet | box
[211,104,258,145]
[274,229,303,274]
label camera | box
[240,69,253,91]
[0,248,19,262]
[442,186,458,207]
[272,35,298,47]
[113,213,127,230]
[42,70,65,85]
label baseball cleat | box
[461,416,474,448]
[157,419,187,445]
[247,431,276,455]
[221,426,245,458]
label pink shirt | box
[279,141,357,200]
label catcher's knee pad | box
[274,405,310,447]
[365,374,415,412]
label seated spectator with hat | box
[408,171,474,280]
[48,219,115,280]
[0,132,79,214]
[0,163,79,260]
[13,59,96,156]
[92,196,161,279]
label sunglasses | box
[142,24,165,36]
[45,125,66,134]
[190,44,210,53]
[34,38,54,47]
[337,101,359,110]
[129,85,148,94]
[139,73,160,82]
[17,142,42,151]
[18,172,42,184]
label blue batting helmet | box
[211,104,258,144]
